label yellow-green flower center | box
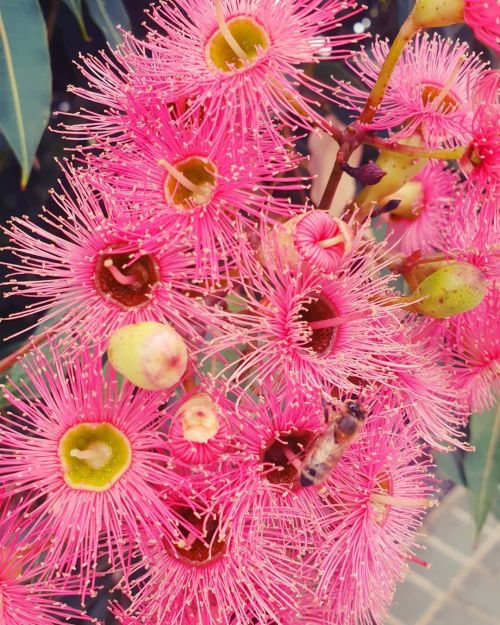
[59,423,131,491]
[205,16,270,73]
[163,156,217,211]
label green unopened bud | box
[108,321,188,390]
[412,0,464,28]
[356,135,428,206]
[411,262,486,318]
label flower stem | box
[0,330,52,374]
[362,136,467,160]
[359,13,419,124]
[317,135,356,211]
[318,14,419,211]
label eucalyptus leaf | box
[0,0,51,186]
[84,0,131,47]
[0,309,68,409]
[61,0,90,41]
[433,450,465,485]
[464,403,500,536]
[492,488,500,521]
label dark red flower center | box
[261,430,315,484]
[169,505,227,566]
[94,247,160,309]
[299,295,337,355]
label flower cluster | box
[0,1,498,624]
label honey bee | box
[299,400,366,488]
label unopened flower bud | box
[380,180,423,221]
[177,393,220,443]
[411,262,486,318]
[108,321,188,390]
[259,211,353,274]
[412,0,464,28]
[356,135,428,206]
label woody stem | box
[0,330,52,374]
[359,13,419,124]
[318,13,419,211]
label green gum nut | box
[108,321,188,390]
[411,262,486,318]
[412,0,464,28]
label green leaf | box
[61,0,90,41]
[0,0,51,187]
[0,309,67,409]
[464,403,500,537]
[433,450,465,485]
[84,0,131,47]
[492,488,500,521]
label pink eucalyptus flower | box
[132,0,366,133]
[446,291,500,413]
[442,188,500,282]
[383,161,459,255]
[89,104,305,281]
[2,166,209,348]
[0,346,186,591]
[0,500,90,625]
[376,343,467,450]
[464,0,500,52]
[314,416,435,625]
[59,37,151,148]
[335,32,487,146]
[124,492,313,625]
[460,70,500,190]
[202,243,415,397]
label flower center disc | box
[206,16,269,73]
[421,84,459,114]
[261,430,315,484]
[164,157,217,210]
[95,247,160,309]
[299,295,337,355]
[59,423,131,491]
[170,506,227,566]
